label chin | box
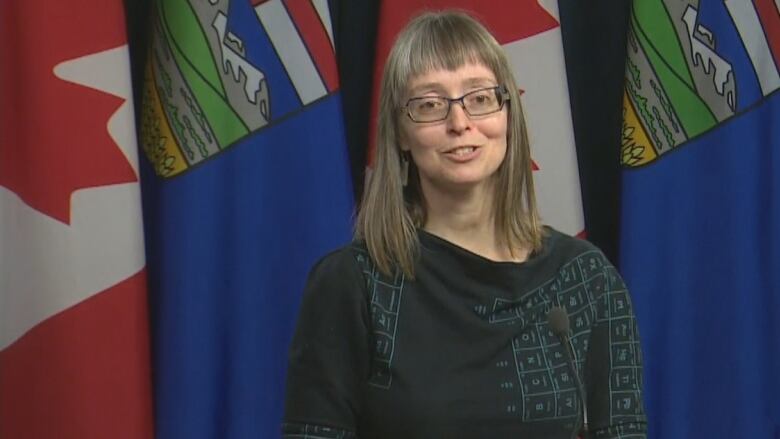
[438,174,495,190]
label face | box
[400,62,508,195]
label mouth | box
[444,145,479,157]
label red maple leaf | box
[0,0,137,224]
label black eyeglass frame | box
[402,85,511,123]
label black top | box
[283,228,647,438]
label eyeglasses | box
[403,86,510,123]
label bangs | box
[391,12,503,97]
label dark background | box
[123,0,629,263]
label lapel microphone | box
[548,306,589,438]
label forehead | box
[406,62,498,94]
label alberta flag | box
[370,0,584,237]
[140,0,354,438]
[0,1,154,438]
[620,1,780,437]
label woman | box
[283,10,646,439]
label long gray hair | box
[355,10,543,277]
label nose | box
[446,101,471,133]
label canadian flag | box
[0,1,154,438]
[371,0,584,236]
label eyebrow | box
[409,77,497,95]
[462,77,497,87]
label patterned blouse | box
[283,228,647,438]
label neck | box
[421,179,527,263]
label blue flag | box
[621,1,780,437]
[139,1,353,437]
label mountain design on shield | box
[621,0,780,167]
[141,0,337,177]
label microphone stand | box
[547,306,589,439]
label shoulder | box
[304,241,370,292]
[308,242,364,275]
[297,242,371,326]
[543,227,631,300]
[542,226,614,268]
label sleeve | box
[584,256,648,439]
[282,247,371,438]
